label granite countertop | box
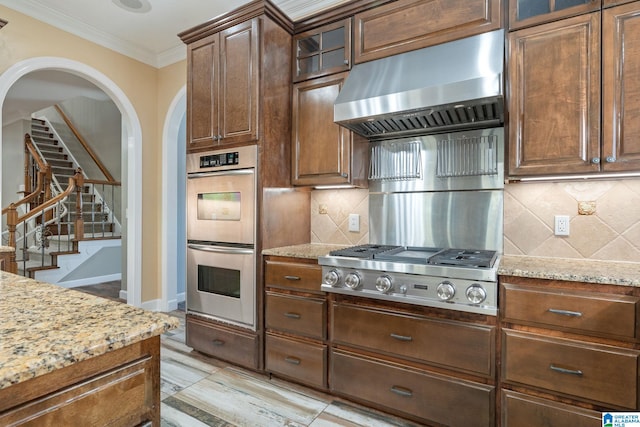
[499,255,640,287]
[263,244,640,287]
[0,272,179,389]
[263,243,349,259]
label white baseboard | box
[57,274,122,288]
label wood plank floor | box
[75,282,422,426]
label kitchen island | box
[0,272,179,426]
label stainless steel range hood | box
[334,29,504,139]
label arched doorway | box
[161,86,186,312]
[0,57,143,307]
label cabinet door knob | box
[591,157,600,164]
[605,156,616,163]
[212,135,218,141]
[343,59,349,65]
[218,135,223,140]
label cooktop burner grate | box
[329,244,399,259]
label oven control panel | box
[199,151,239,168]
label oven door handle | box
[188,243,254,255]
[187,169,254,179]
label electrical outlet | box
[348,214,360,232]
[554,215,570,236]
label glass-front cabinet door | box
[509,0,601,30]
[293,18,352,82]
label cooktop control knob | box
[323,269,341,287]
[375,275,393,293]
[344,272,362,289]
[436,281,456,301]
[466,284,486,304]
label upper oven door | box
[187,168,256,244]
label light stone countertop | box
[0,246,14,253]
[262,243,349,259]
[499,255,640,287]
[263,244,640,287]
[0,272,179,389]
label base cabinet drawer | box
[332,302,495,376]
[265,334,327,389]
[186,315,259,370]
[265,260,322,292]
[502,390,602,427]
[330,349,495,427]
[265,292,326,339]
[503,330,640,408]
[502,283,640,340]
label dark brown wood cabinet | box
[602,2,640,171]
[264,256,328,389]
[0,337,160,426]
[507,12,601,176]
[500,276,640,426]
[293,18,352,82]
[354,0,502,63]
[508,1,640,177]
[329,296,497,426]
[291,72,368,187]
[186,19,259,151]
[181,0,302,372]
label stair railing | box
[2,170,82,274]
[36,114,121,233]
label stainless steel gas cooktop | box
[318,244,500,315]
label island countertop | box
[0,272,179,390]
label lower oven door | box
[187,242,256,330]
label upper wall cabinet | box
[293,18,352,82]
[602,2,640,171]
[353,0,502,63]
[291,72,368,187]
[508,13,601,176]
[508,1,640,177]
[508,0,601,30]
[186,19,259,152]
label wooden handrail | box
[15,174,78,225]
[85,178,122,186]
[24,134,48,172]
[1,170,48,216]
[4,170,83,274]
[54,104,116,183]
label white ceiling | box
[0,0,350,124]
[0,0,351,68]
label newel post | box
[6,203,18,274]
[74,169,84,240]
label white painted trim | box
[161,86,186,312]
[0,57,142,308]
[56,274,122,288]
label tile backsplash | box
[310,189,369,245]
[311,179,640,263]
[504,179,640,262]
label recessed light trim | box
[112,0,152,14]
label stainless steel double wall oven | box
[186,145,257,329]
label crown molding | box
[0,0,159,67]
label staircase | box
[14,118,121,285]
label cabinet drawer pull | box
[285,356,301,365]
[550,365,583,376]
[390,333,413,342]
[284,312,301,319]
[284,275,301,281]
[212,339,225,346]
[547,308,582,317]
[390,386,413,397]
